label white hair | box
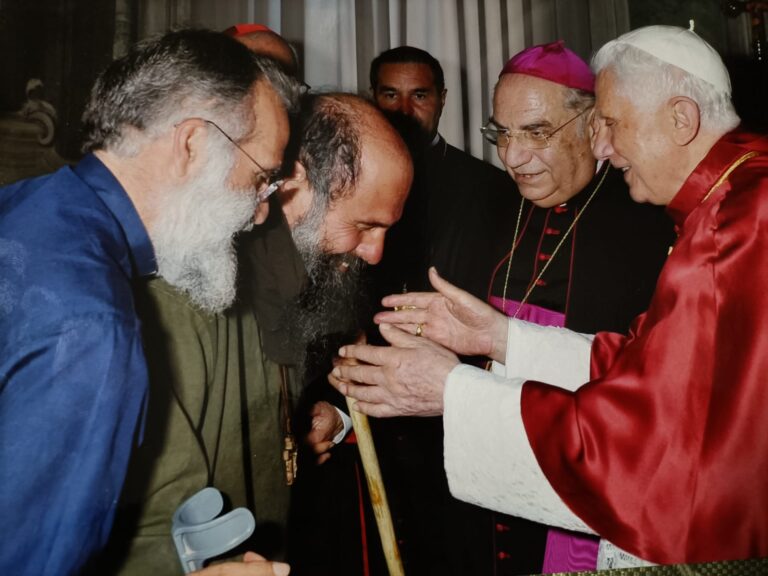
[149,129,257,313]
[82,30,299,158]
[592,41,740,133]
[563,87,595,139]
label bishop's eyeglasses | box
[480,108,588,150]
[201,119,283,203]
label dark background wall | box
[629,0,768,131]
[1,0,122,159]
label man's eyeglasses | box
[480,109,588,150]
[201,119,283,203]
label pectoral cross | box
[280,365,298,485]
[283,433,298,486]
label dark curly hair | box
[370,45,445,93]
[284,92,364,207]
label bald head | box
[325,93,411,188]
[288,93,410,202]
[233,29,298,75]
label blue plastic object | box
[172,487,256,573]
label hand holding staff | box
[330,332,405,576]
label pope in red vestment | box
[329,25,768,568]
[523,129,768,564]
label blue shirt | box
[0,154,156,575]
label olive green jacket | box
[90,277,297,575]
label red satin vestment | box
[521,130,768,564]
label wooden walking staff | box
[345,397,405,576]
[342,331,404,575]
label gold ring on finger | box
[415,323,423,337]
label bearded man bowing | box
[99,93,411,576]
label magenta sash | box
[489,295,599,573]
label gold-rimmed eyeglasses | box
[200,119,283,203]
[481,108,588,150]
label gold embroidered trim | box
[700,150,760,205]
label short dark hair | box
[82,29,299,154]
[369,46,445,93]
[286,93,363,207]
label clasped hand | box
[329,322,458,417]
[328,268,509,417]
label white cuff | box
[332,407,352,444]
[503,318,594,391]
[443,363,592,533]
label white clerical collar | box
[558,160,605,208]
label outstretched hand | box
[328,321,459,418]
[374,267,508,363]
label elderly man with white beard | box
[0,30,297,576]
[95,92,412,576]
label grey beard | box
[285,190,372,375]
[149,146,256,313]
[288,252,369,381]
[291,252,370,378]
[292,252,366,343]
[289,189,327,282]
[286,242,368,364]
[288,192,368,343]
[158,239,239,313]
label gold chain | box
[500,164,611,318]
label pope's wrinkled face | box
[592,69,677,205]
[373,62,446,140]
[492,74,595,208]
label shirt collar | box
[74,154,157,277]
[560,159,608,208]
